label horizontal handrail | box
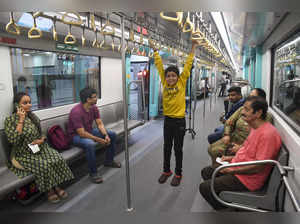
[210,159,300,212]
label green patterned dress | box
[4,113,74,193]
[208,106,274,164]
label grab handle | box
[64,25,76,44]
[62,12,83,26]
[28,13,42,39]
[6,12,20,35]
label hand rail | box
[210,159,300,212]
[6,12,20,35]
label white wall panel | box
[99,57,123,105]
[0,46,14,129]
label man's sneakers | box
[170,175,182,187]
[158,171,182,186]
[89,173,103,184]
[158,171,173,184]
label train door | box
[128,55,149,120]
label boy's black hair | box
[252,88,266,99]
[165,65,180,77]
[228,86,242,95]
[80,87,97,103]
[245,96,268,120]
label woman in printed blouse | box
[4,92,74,203]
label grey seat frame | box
[210,146,291,212]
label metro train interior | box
[0,10,300,216]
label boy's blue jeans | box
[73,128,117,175]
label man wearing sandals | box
[68,87,121,184]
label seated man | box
[207,86,244,144]
[199,96,281,211]
[68,87,121,184]
[208,88,273,167]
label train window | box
[272,32,300,133]
[10,48,100,110]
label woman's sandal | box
[55,188,68,199]
[48,193,60,203]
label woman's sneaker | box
[158,171,173,184]
[170,175,182,186]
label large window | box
[272,31,300,133]
[10,48,100,110]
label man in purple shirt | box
[68,87,121,184]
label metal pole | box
[121,15,133,212]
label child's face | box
[166,71,178,86]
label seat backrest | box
[264,145,289,211]
[114,102,124,122]
[99,103,118,126]
[0,129,11,167]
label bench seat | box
[0,101,144,198]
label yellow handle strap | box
[62,12,83,26]
[90,13,96,32]
[92,39,100,48]
[182,12,193,33]
[52,17,58,41]
[28,27,42,39]
[101,16,115,36]
[81,26,86,46]
[160,12,181,22]
[64,25,76,44]
[6,12,20,35]
[64,33,76,44]
[28,14,42,39]
[177,12,184,28]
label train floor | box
[0,95,225,213]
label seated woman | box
[208,88,273,167]
[4,92,74,203]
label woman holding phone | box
[4,92,74,203]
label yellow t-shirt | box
[154,51,195,118]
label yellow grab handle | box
[90,13,96,32]
[160,12,181,22]
[82,35,86,47]
[182,12,193,33]
[62,12,83,26]
[28,26,42,39]
[6,12,20,35]
[92,39,100,48]
[6,21,20,35]
[139,33,143,44]
[100,39,111,50]
[101,20,115,36]
[64,32,76,44]
[33,12,43,18]
[129,29,134,41]
[177,12,184,28]
[53,28,58,41]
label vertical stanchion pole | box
[121,15,133,212]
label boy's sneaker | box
[158,171,173,184]
[89,173,103,184]
[170,175,182,186]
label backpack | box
[47,125,71,151]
